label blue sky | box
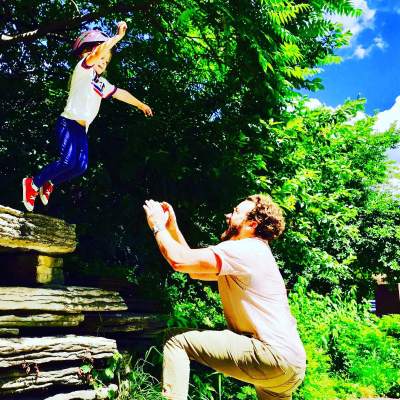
[303,0,400,170]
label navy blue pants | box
[33,116,88,188]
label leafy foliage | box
[1,2,400,398]
[290,279,400,399]
[166,277,400,399]
[1,0,382,295]
[81,350,163,400]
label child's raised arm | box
[86,21,127,65]
[112,88,153,117]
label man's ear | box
[248,220,258,229]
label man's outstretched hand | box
[143,199,169,231]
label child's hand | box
[138,103,154,117]
[117,21,127,37]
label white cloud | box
[351,35,388,59]
[348,110,367,124]
[329,0,376,40]
[304,98,322,110]
[374,97,400,188]
[374,96,400,133]
[328,1,389,60]
[374,35,388,50]
[354,45,371,59]
[304,98,336,111]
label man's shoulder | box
[213,237,267,254]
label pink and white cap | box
[72,30,109,56]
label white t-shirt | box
[211,237,306,368]
[61,57,117,130]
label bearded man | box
[143,194,306,400]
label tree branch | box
[0,1,157,48]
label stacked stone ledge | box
[0,206,165,399]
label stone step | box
[0,206,76,255]
[44,390,97,400]
[0,328,19,336]
[0,366,83,396]
[0,286,127,313]
[78,312,167,334]
[0,311,166,338]
[0,313,84,328]
[0,335,117,368]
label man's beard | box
[220,224,240,241]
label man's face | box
[221,200,255,241]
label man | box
[143,194,306,400]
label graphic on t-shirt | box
[91,78,106,98]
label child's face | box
[94,53,111,75]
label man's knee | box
[164,333,186,353]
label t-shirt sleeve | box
[210,240,252,276]
[99,77,117,99]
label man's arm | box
[112,89,153,116]
[143,200,221,275]
[161,202,189,248]
[189,273,219,281]
[154,229,220,274]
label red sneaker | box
[40,181,54,206]
[22,177,39,212]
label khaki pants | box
[162,329,305,400]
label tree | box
[1,0,398,297]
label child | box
[22,21,153,212]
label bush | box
[290,278,400,399]
[81,350,163,400]
[165,275,400,400]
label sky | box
[302,0,400,170]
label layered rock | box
[0,206,76,254]
[0,287,127,313]
[0,335,117,368]
[0,205,165,398]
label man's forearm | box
[143,199,219,274]
[153,229,219,274]
[189,273,218,281]
[169,226,189,248]
[155,229,191,267]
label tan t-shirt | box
[211,237,306,367]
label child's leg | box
[51,127,88,185]
[33,117,81,188]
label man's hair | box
[246,194,285,241]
